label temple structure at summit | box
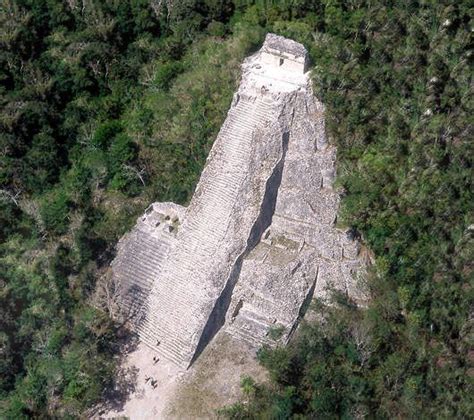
[111,34,365,368]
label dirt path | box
[98,332,267,419]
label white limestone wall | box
[261,52,306,74]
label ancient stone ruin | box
[111,34,364,368]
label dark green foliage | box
[0,1,243,416]
[153,61,184,90]
[91,122,140,194]
[23,130,61,193]
[92,121,123,150]
[107,133,140,193]
[0,201,21,242]
[40,188,70,235]
[0,0,472,417]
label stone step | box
[222,121,255,134]
[145,313,198,340]
[188,200,235,220]
[220,146,251,158]
[197,198,235,219]
[221,119,256,130]
[138,236,170,249]
[222,131,254,143]
[226,305,283,347]
[144,312,206,348]
[124,250,167,272]
[141,94,277,365]
[119,266,159,287]
[182,229,220,249]
[147,273,208,302]
[211,152,250,169]
[133,247,170,265]
[138,328,188,368]
[128,243,170,262]
[219,145,251,159]
[238,307,275,326]
[119,268,155,292]
[142,321,192,351]
[238,100,271,112]
[226,325,264,348]
[200,182,238,201]
[121,293,148,311]
[229,121,257,131]
[123,243,170,267]
[126,241,169,258]
[219,126,252,138]
[138,233,172,247]
[144,322,193,348]
[121,287,149,301]
[146,284,212,318]
[232,104,264,116]
[140,319,183,343]
[141,322,197,359]
[205,186,237,203]
[147,286,205,314]
[184,220,228,240]
[223,119,256,132]
[228,319,270,346]
[147,286,197,310]
[119,268,154,289]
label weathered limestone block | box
[110,33,366,368]
[261,33,309,73]
[226,243,318,346]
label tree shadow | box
[89,329,140,417]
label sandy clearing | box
[96,332,267,419]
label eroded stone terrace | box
[111,34,365,368]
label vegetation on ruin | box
[0,0,472,418]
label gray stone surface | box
[111,202,185,326]
[263,33,307,59]
[110,34,365,368]
[261,33,309,73]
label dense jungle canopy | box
[0,0,472,418]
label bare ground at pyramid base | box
[96,331,267,419]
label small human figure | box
[156,340,161,346]
[145,376,150,384]
[153,356,160,365]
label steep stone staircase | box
[138,96,276,367]
[113,231,173,320]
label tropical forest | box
[0,0,472,418]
